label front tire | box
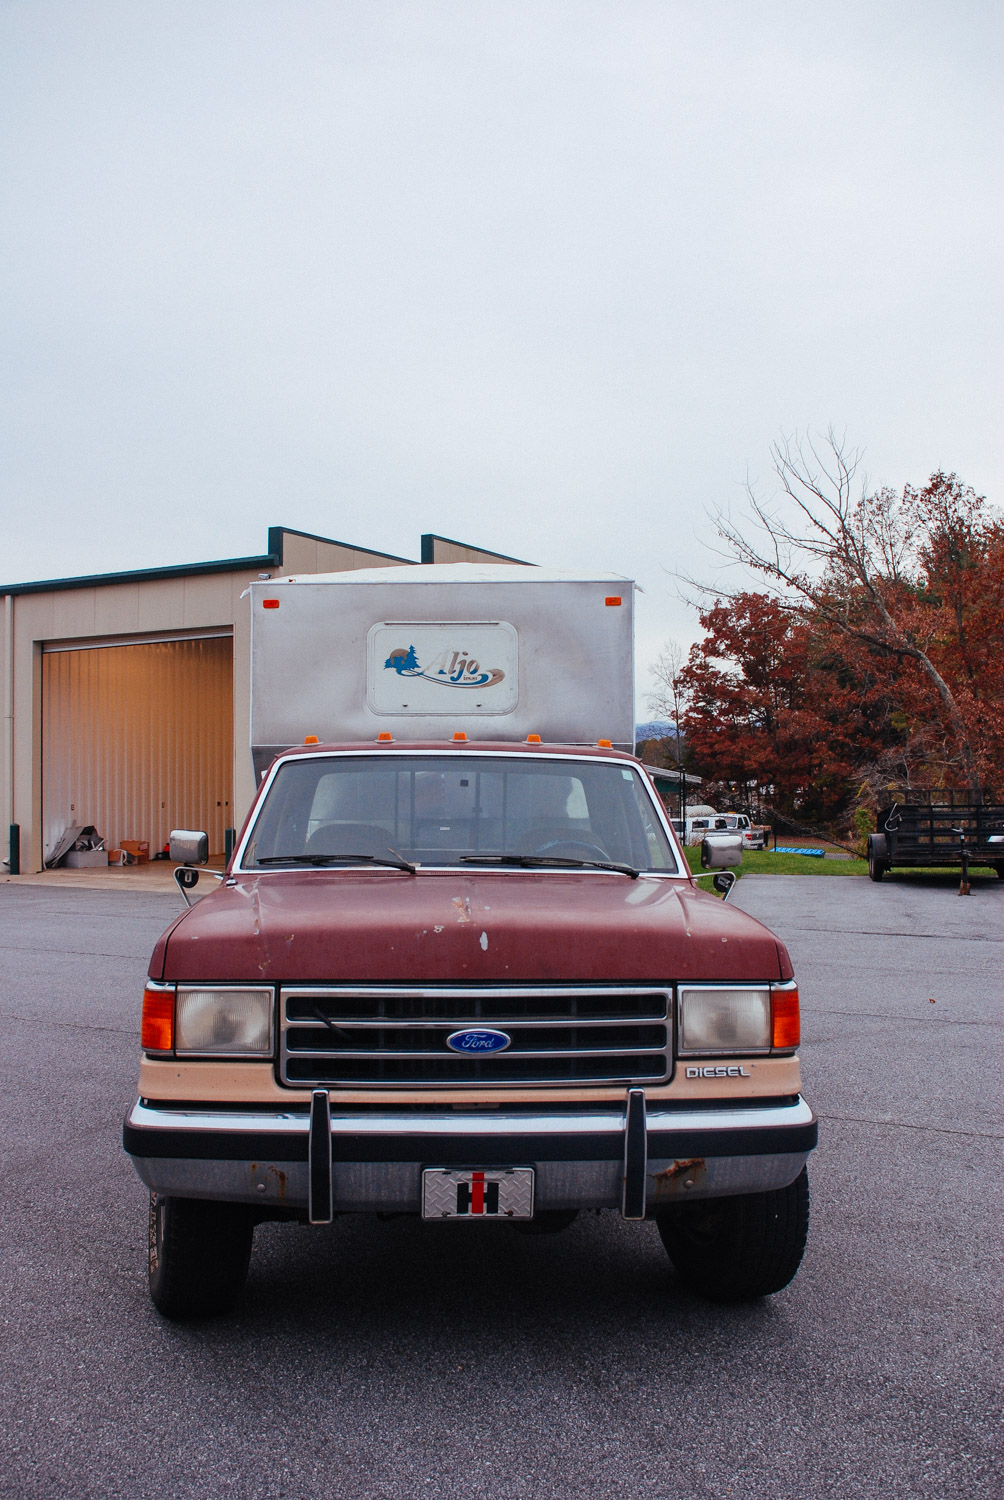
[148,1194,254,1319]
[656,1168,810,1301]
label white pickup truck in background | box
[684,812,768,850]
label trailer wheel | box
[148,1193,254,1319]
[867,836,888,882]
[994,863,1004,880]
[656,1169,809,1301]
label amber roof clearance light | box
[304,735,319,745]
[452,731,467,741]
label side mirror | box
[701,833,743,869]
[170,830,209,865]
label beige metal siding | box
[42,637,233,861]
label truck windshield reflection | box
[243,754,679,873]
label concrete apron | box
[1,859,225,892]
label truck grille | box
[279,985,672,1088]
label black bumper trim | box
[123,1119,818,1164]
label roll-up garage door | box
[42,634,233,863]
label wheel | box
[533,840,610,861]
[994,863,1004,880]
[148,1194,254,1319]
[656,1168,810,1301]
[867,837,888,882]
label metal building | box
[2,528,523,873]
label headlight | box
[175,987,273,1056]
[678,986,771,1054]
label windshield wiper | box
[460,854,638,879]
[256,853,416,873]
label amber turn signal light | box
[771,987,800,1050]
[141,988,174,1052]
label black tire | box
[656,1168,810,1301]
[867,837,889,882]
[148,1194,254,1319]
[994,863,1004,880]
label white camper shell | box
[249,564,635,777]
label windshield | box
[243,754,680,873]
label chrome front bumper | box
[124,1093,817,1218]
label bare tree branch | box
[688,431,983,795]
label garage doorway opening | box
[42,634,233,864]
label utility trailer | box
[867,795,1004,882]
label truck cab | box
[124,567,815,1316]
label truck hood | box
[151,872,792,984]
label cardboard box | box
[120,840,150,863]
[65,849,109,868]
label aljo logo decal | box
[383,644,506,690]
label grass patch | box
[684,847,868,877]
[684,846,1002,880]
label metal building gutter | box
[0,527,416,598]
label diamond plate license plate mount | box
[421,1167,535,1221]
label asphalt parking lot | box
[0,874,1000,1499]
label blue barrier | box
[772,846,825,858]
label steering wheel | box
[533,839,611,861]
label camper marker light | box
[304,735,319,744]
[262,598,280,609]
[452,731,467,741]
[597,739,612,748]
[525,733,541,743]
[771,985,801,1050]
[141,988,174,1053]
[605,596,622,606]
[376,732,394,742]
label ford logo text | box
[446,1028,512,1054]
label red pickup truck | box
[123,568,815,1317]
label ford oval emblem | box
[446,1028,512,1054]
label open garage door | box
[42,634,233,863]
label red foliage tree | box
[691,437,1004,806]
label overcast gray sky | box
[2,0,1001,704]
